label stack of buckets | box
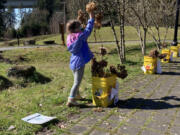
[92,75,116,107]
[161,49,171,63]
[169,44,180,58]
[143,44,180,74]
[170,45,180,58]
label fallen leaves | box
[56,122,67,129]
[92,107,104,112]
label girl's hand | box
[89,11,95,19]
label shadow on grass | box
[36,119,60,135]
[42,119,60,127]
[0,76,13,91]
[126,60,140,66]
[69,99,94,108]
[108,43,155,55]
[77,104,95,108]
[27,72,51,84]
[116,96,180,110]
[108,47,141,55]
[79,98,92,102]
[108,49,118,54]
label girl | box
[66,11,95,107]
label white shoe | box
[66,97,79,107]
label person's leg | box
[69,66,85,97]
[76,66,85,99]
[67,66,85,106]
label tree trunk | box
[148,28,160,50]
[120,22,126,62]
[110,16,122,64]
[163,26,169,44]
[136,26,144,55]
[142,28,147,55]
[118,0,126,63]
[93,29,97,42]
[122,0,126,62]
[136,26,147,55]
[59,23,65,46]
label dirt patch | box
[27,72,51,84]
[0,54,29,64]
[23,40,36,45]
[7,66,36,78]
[13,55,29,63]
[36,127,55,135]
[0,76,13,91]
[44,41,55,44]
[36,119,60,135]
[7,66,51,86]
[0,55,13,64]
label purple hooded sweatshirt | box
[67,18,94,70]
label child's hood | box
[67,32,82,47]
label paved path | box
[0,44,60,51]
[51,58,180,135]
[0,40,173,51]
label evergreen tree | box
[0,0,6,37]
[37,0,55,22]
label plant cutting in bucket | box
[91,50,128,79]
[160,44,172,62]
[142,49,166,74]
[148,49,167,59]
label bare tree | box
[147,0,176,49]
[66,0,89,19]
[126,0,151,55]
[117,0,126,62]
[99,0,126,64]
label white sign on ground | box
[22,113,56,125]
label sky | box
[14,9,21,29]
[14,8,32,29]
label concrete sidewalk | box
[37,58,180,135]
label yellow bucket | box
[92,75,116,107]
[178,44,180,48]
[171,46,178,58]
[144,56,157,74]
[161,49,170,63]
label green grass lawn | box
[0,42,157,134]
[0,26,178,47]
[37,26,176,45]
[0,34,56,47]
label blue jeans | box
[69,66,85,98]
